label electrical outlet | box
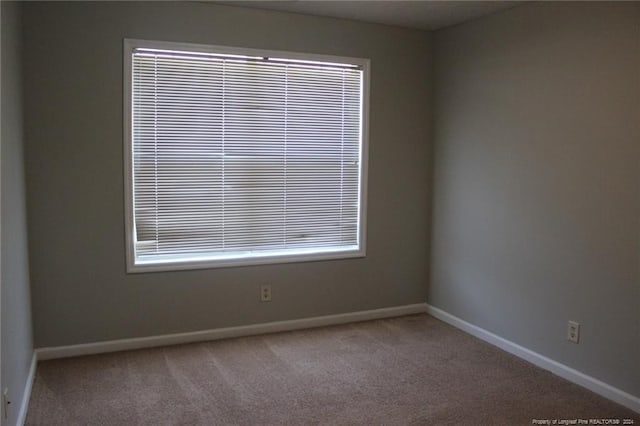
[567,321,580,344]
[260,285,272,302]
[3,388,9,420]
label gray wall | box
[431,2,640,397]
[1,2,35,425]
[22,2,432,347]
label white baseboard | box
[36,303,428,361]
[425,304,640,414]
[17,352,37,426]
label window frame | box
[123,38,369,273]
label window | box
[124,39,369,272]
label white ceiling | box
[215,1,521,31]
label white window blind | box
[125,40,368,272]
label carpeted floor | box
[26,314,638,425]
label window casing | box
[124,39,369,272]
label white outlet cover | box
[567,321,580,344]
[260,285,272,302]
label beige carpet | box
[26,315,638,425]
